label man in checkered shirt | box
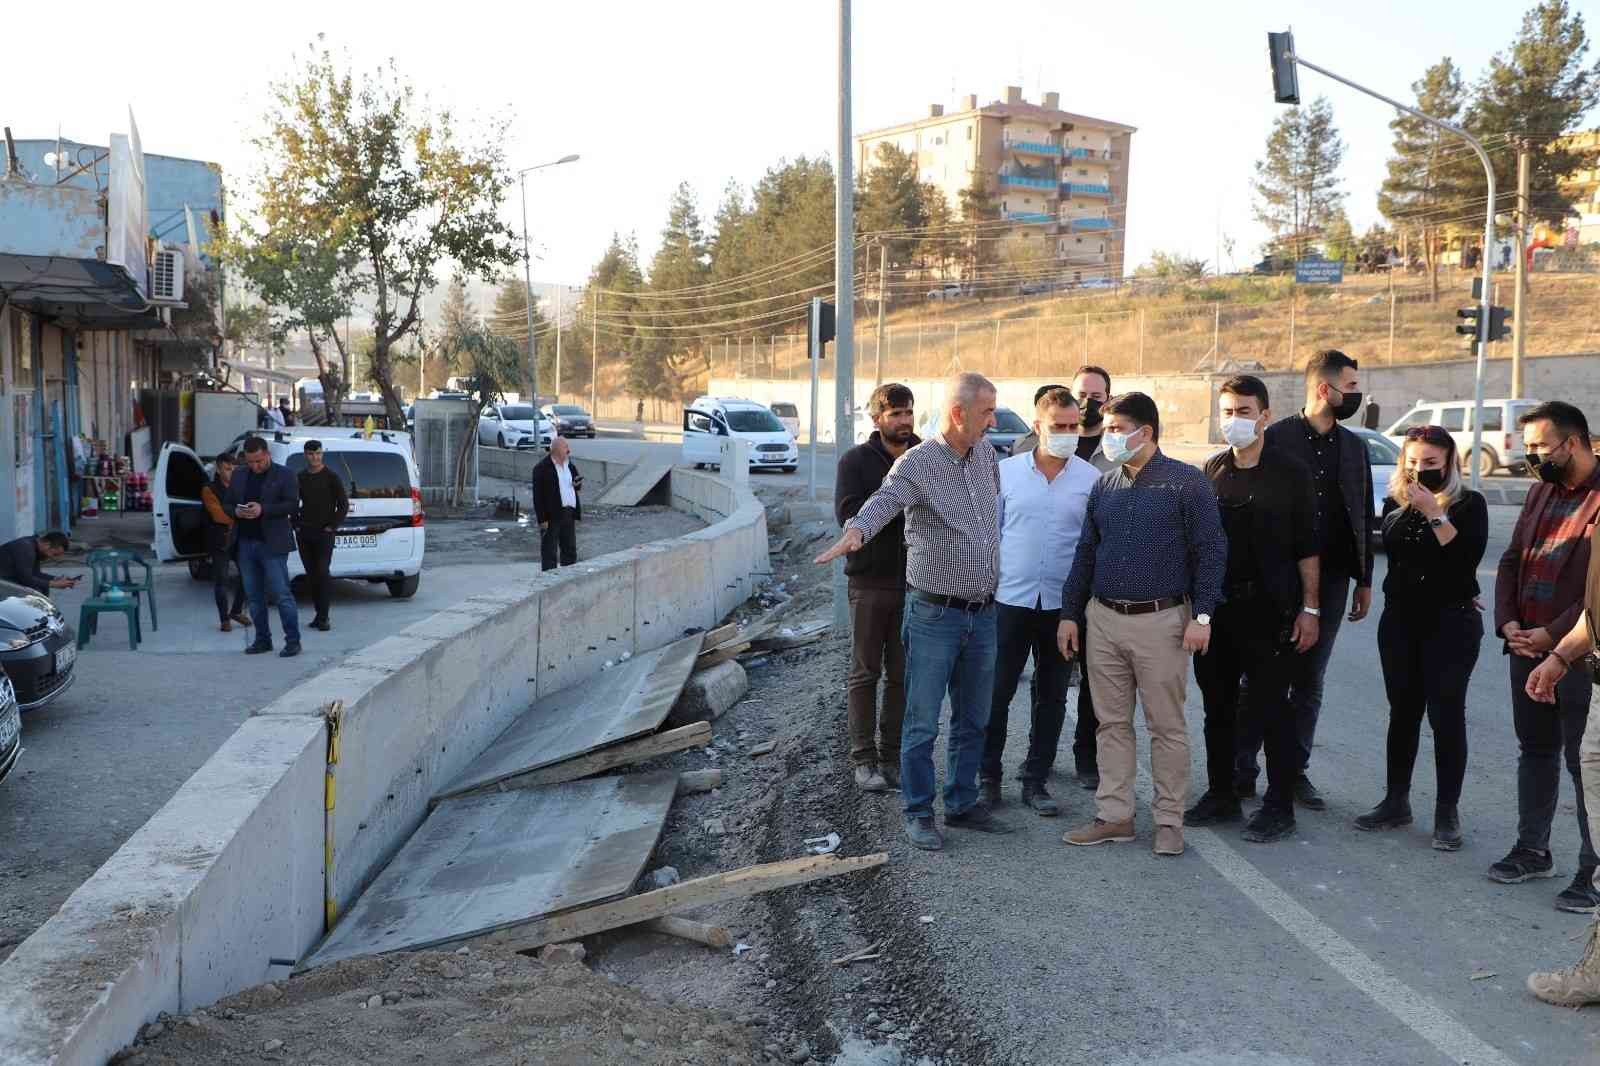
[817,372,1013,851]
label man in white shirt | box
[533,437,584,570]
[980,387,1100,815]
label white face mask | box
[1220,415,1261,449]
[1043,432,1079,459]
[1101,429,1141,465]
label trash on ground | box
[804,832,842,855]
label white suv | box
[1383,398,1541,478]
[154,429,426,599]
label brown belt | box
[1096,595,1185,616]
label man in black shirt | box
[0,532,77,595]
[1191,376,1320,842]
[1236,350,1374,809]
[296,440,349,632]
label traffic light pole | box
[1281,49,1497,490]
[833,0,855,631]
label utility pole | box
[589,288,598,416]
[874,241,887,385]
[1512,139,1531,399]
[832,0,855,631]
[554,286,563,402]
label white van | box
[153,429,426,599]
[682,397,798,473]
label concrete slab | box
[299,772,678,971]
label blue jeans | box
[237,536,300,645]
[899,594,997,819]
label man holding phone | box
[226,436,303,657]
[0,532,79,595]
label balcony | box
[1064,147,1112,162]
[1063,182,1111,197]
[998,172,1057,191]
[1066,217,1112,232]
[1003,211,1055,225]
[1004,139,1059,157]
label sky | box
[8,0,1597,290]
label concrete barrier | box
[476,446,626,495]
[0,463,768,1066]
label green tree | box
[1378,58,1472,300]
[487,279,551,394]
[857,144,929,276]
[1469,0,1600,226]
[242,39,520,426]
[1321,206,1358,263]
[1133,250,1208,280]
[639,183,711,399]
[586,234,650,402]
[958,170,1001,298]
[1253,97,1347,260]
[917,184,959,280]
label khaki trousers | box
[1583,680,1600,887]
[1086,597,1193,827]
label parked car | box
[985,407,1030,456]
[682,397,798,473]
[479,403,553,449]
[1348,427,1400,537]
[0,672,17,787]
[770,401,801,438]
[154,432,426,599]
[540,404,596,439]
[0,578,77,713]
[926,284,964,301]
[1383,398,1541,478]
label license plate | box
[54,644,75,674]
[0,704,18,751]
[335,535,379,549]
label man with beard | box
[835,383,919,792]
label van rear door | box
[152,443,209,562]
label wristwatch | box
[1194,614,1211,627]
[1430,515,1449,528]
[1301,606,1321,617]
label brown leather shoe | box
[1154,825,1185,856]
[1062,819,1135,846]
[220,620,232,633]
[232,612,253,627]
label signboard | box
[106,110,148,299]
[1295,257,1344,284]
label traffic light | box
[1267,32,1300,105]
[1456,305,1512,343]
[808,298,836,357]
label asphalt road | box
[912,504,1600,1066]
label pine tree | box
[856,144,929,276]
[957,171,1000,297]
[1378,59,1472,301]
[1253,97,1347,261]
[488,279,549,396]
[1469,0,1600,226]
[641,184,711,400]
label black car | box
[0,579,77,712]
[543,404,596,439]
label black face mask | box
[1415,467,1447,493]
[1080,397,1104,430]
[1535,442,1573,485]
[1329,387,1363,421]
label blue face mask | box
[1101,428,1141,464]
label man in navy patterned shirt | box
[1057,392,1227,857]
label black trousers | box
[1376,602,1480,809]
[541,508,578,571]
[1196,596,1298,812]
[1071,619,1099,773]
[211,546,244,623]
[1509,650,1597,867]
[982,602,1070,783]
[297,530,336,621]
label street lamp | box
[518,153,580,410]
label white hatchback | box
[154,430,427,599]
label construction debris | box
[646,916,733,949]
[676,769,723,795]
[669,660,749,727]
[803,832,841,855]
[696,641,751,670]
[748,620,830,652]
[748,740,778,757]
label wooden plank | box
[695,642,750,670]
[700,623,738,649]
[436,633,703,800]
[479,852,888,954]
[676,769,723,795]
[434,723,712,803]
[300,772,679,972]
[646,916,732,949]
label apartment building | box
[1556,129,1600,246]
[855,86,1135,282]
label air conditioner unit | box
[150,246,185,304]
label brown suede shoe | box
[1063,819,1135,846]
[1154,825,1185,856]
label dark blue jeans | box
[238,536,300,645]
[900,594,997,819]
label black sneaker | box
[1354,796,1413,832]
[1184,791,1243,826]
[980,777,1003,808]
[945,804,1014,834]
[1555,867,1600,914]
[309,618,331,632]
[1241,807,1297,843]
[279,642,302,658]
[1021,781,1059,817]
[1488,846,1556,884]
[1293,774,1327,811]
[1233,778,1258,799]
[1431,805,1461,851]
[905,815,943,851]
[1075,767,1100,791]
[245,641,274,655]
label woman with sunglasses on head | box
[1355,425,1489,850]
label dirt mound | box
[112,947,762,1066]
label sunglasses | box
[1404,425,1453,447]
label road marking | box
[1053,698,1518,1066]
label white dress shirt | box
[995,449,1099,611]
[555,459,578,508]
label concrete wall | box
[0,464,768,1066]
[476,448,624,494]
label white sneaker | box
[854,764,889,792]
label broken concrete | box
[669,660,749,727]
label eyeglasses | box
[1404,425,1453,447]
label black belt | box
[1096,595,1185,616]
[910,588,993,612]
